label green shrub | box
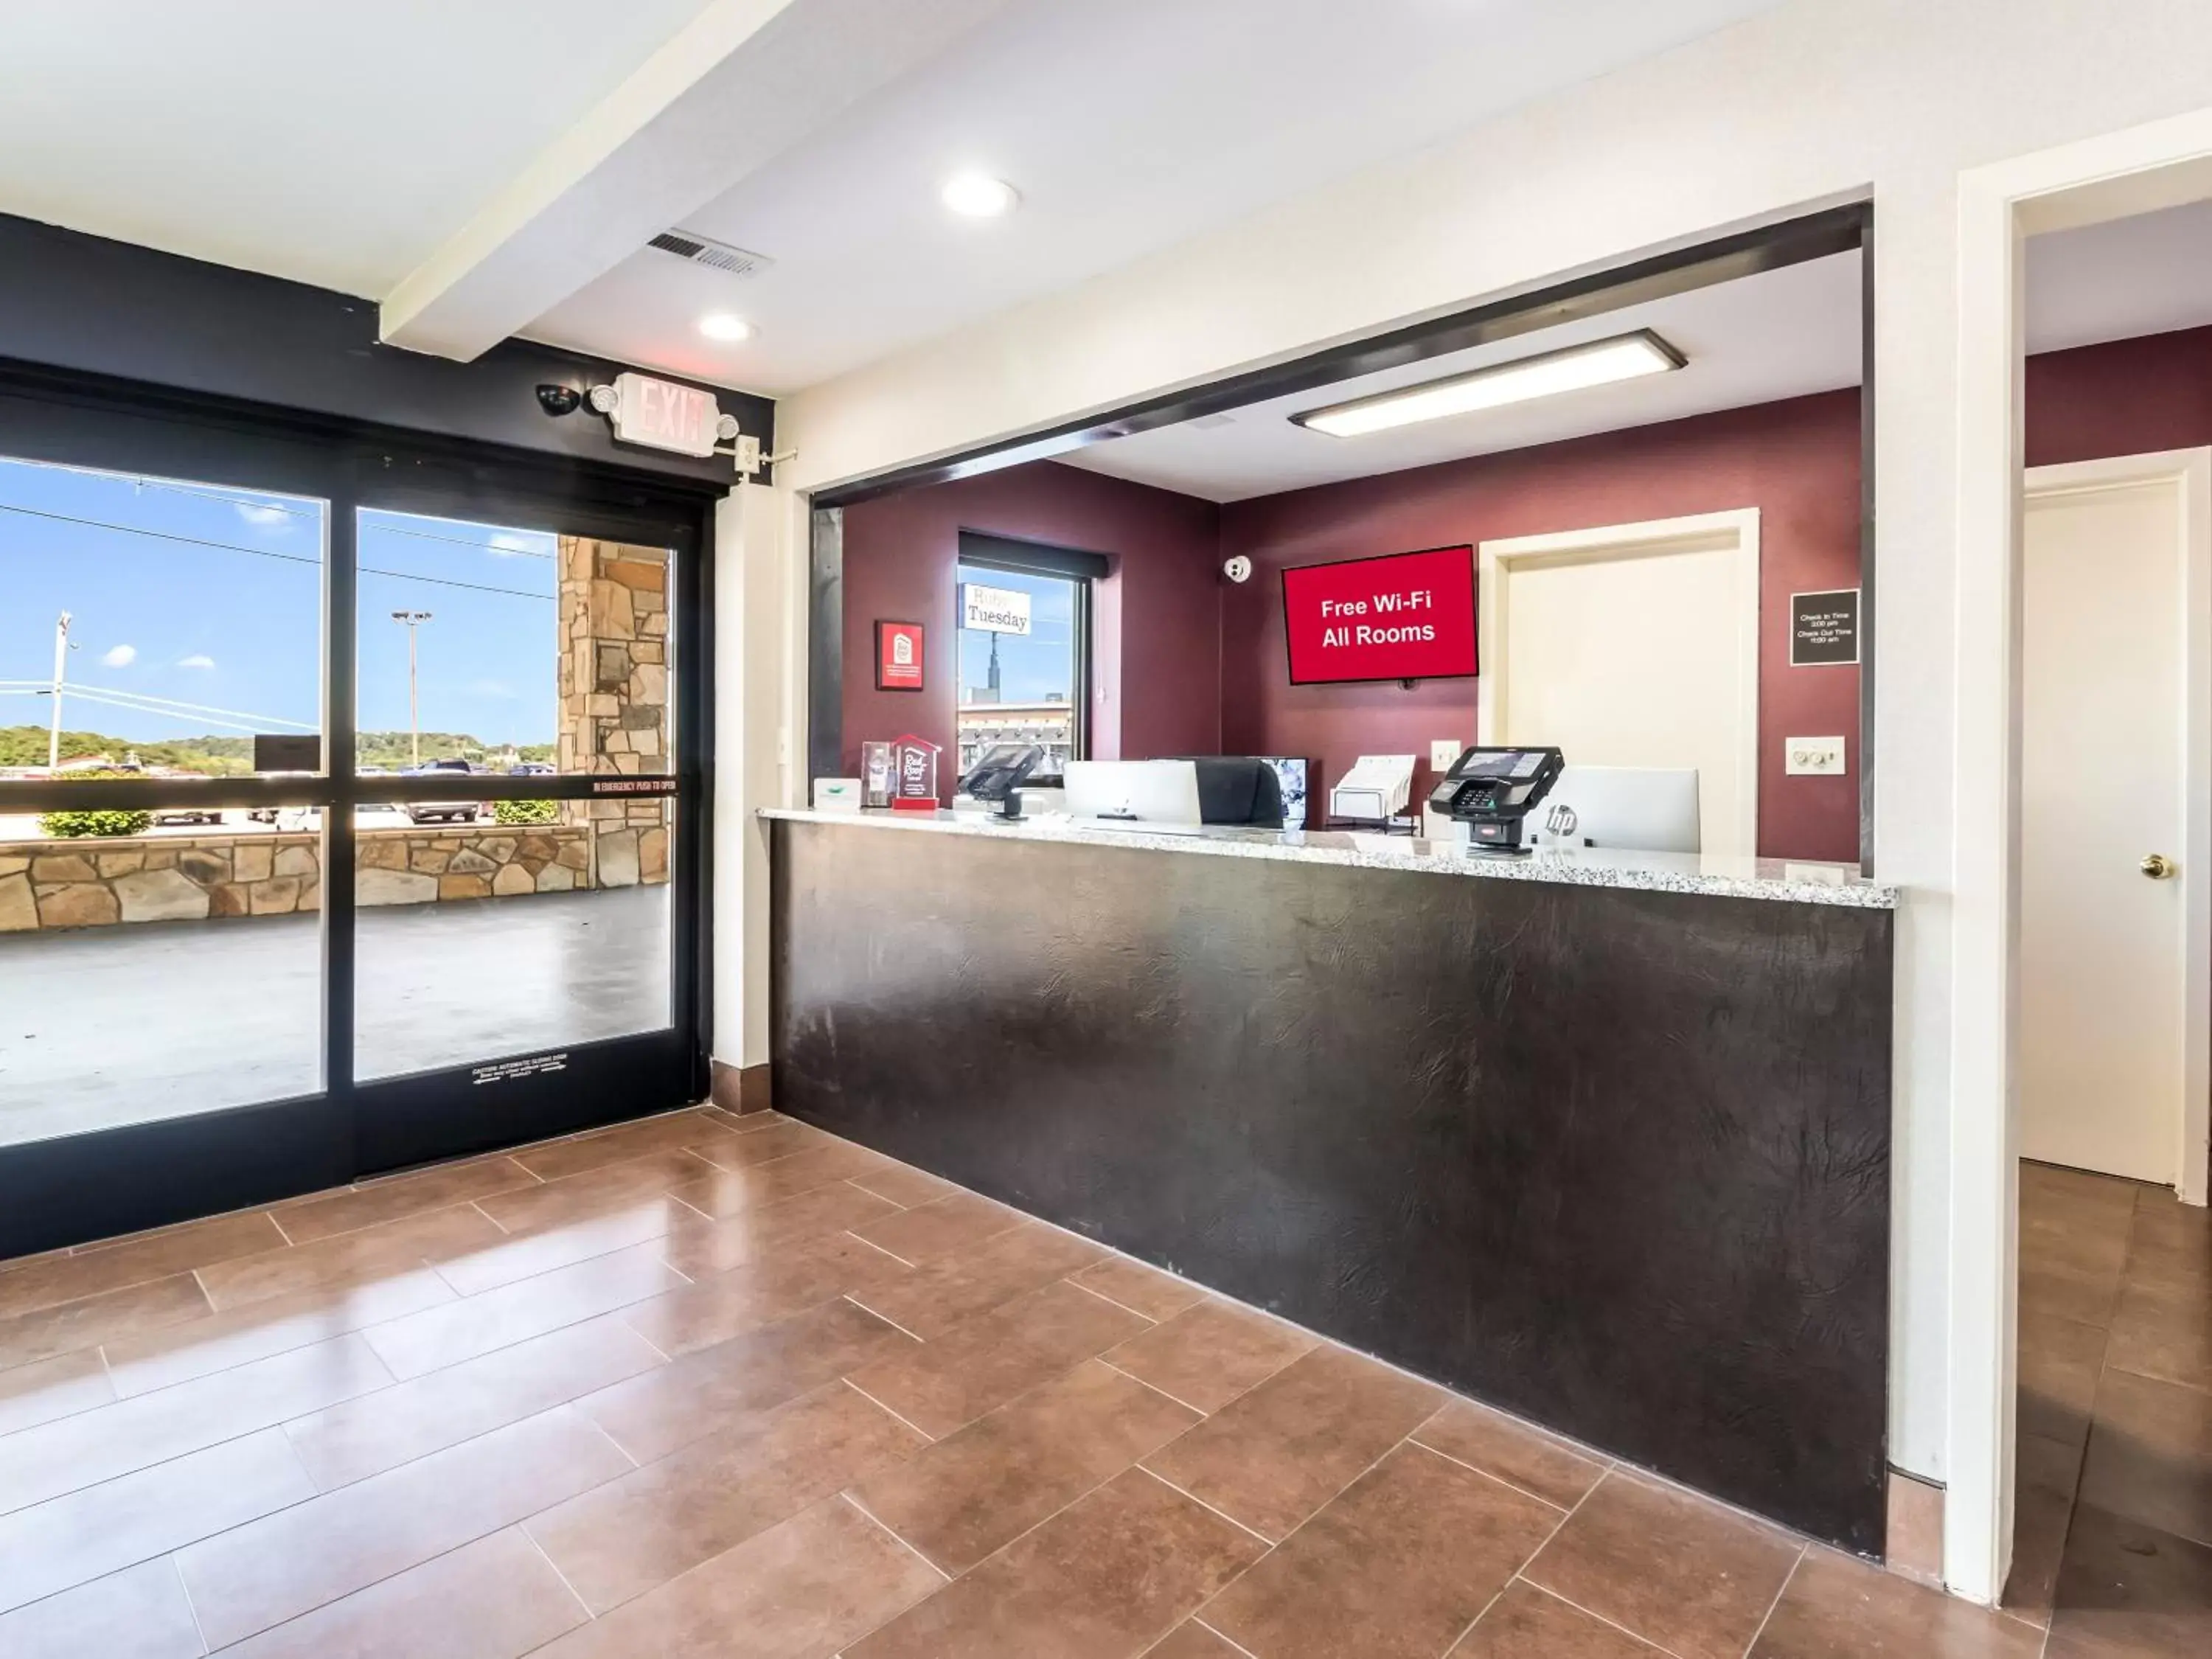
[494,798,558,826]
[39,808,153,839]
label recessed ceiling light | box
[942,173,1020,219]
[1292,330,1686,438]
[697,313,753,343]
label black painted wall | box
[772,821,1893,1553]
[0,212,771,484]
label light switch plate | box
[1430,739,1462,771]
[1786,736,1847,776]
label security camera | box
[535,383,582,417]
[1223,555,1253,583]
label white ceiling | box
[529,0,1792,392]
[0,1,714,296]
[0,0,1798,391]
[2023,195,2212,355]
[1053,197,2212,503]
[1060,252,1864,501]
[7,0,2208,425]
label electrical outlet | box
[1430,739,1462,771]
[1786,736,1846,776]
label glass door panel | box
[0,801,327,1146]
[0,450,330,1150]
[0,455,327,776]
[355,512,670,778]
[351,510,677,1087]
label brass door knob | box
[2141,853,2176,880]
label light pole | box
[389,611,433,768]
[46,611,75,771]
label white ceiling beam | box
[380,0,1018,361]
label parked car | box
[509,761,556,776]
[150,773,223,827]
[406,757,487,824]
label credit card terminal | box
[1427,746,1565,852]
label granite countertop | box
[760,807,1897,908]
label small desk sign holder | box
[860,740,895,808]
[889,734,941,812]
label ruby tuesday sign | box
[1281,545,1478,684]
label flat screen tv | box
[1281,544,1478,685]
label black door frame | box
[0,365,720,1258]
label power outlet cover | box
[1430,739,1462,771]
[1786,736,1847,776]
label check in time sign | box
[1281,545,1478,684]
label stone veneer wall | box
[557,535,672,888]
[0,825,601,932]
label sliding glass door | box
[343,477,703,1174]
[0,387,709,1256]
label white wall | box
[712,481,807,1076]
[747,0,2212,1545]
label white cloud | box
[101,644,136,668]
[234,502,288,529]
[465,678,516,699]
[485,532,550,559]
[177,654,215,670]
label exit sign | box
[610,372,722,458]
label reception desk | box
[765,808,1895,1553]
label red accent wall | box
[840,462,1222,796]
[1219,390,1865,860]
[2028,323,2212,467]
[834,324,2212,846]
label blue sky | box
[956,564,1078,704]
[0,456,562,746]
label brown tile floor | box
[0,1108,2154,1658]
[2008,1160,2212,1658]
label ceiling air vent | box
[647,229,773,279]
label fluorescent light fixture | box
[1292,330,1686,438]
[697,313,753,342]
[942,173,1019,218]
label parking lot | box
[0,884,671,1147]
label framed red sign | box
[876,619,925,690]
[1281,544,1477,685]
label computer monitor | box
[1526,765,1701,855]
[1064,759,1204,827]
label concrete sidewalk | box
[0,885,672,1147]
